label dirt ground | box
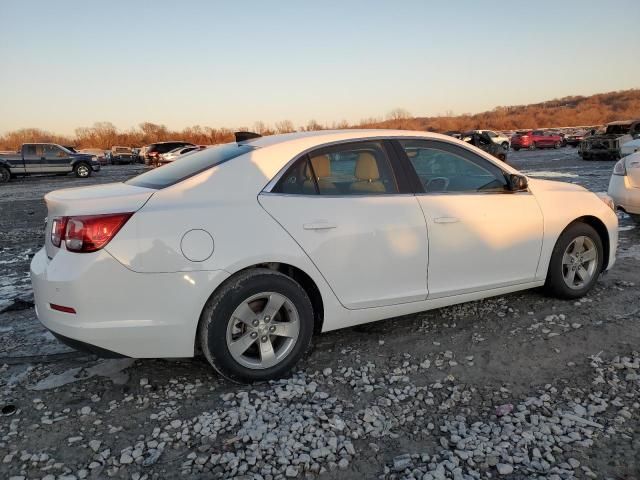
[0,147,638,480]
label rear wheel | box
[544,223,603,299]
[0,166,10,183]
[74,162,91,178]
[513,146,520,151]
[199,269,314,383]
[554,141,561,149]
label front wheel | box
[501,142,509,150]
[529,143,536,150]
[513,147,520,151]
[199,269,314,383]
[0,166,10,183]
[74,162,92,178]
[554,141,561,149]
[544,223,603,299]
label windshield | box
[126,143,255,189]
[605,124,631,135]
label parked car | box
[158,145,204,165]
[78,148,109,166]
[443,131,462,139]
[462,131,508,161]
[579,120,640,161]
[565,131,586,147]
[0,143,101,183]
[144,141,196,166]
[608,152,640,224]
[474,130,511,150]
[511,130,563,151]
[110,146,134,165]
[30,130,617,382]
[621,139,640,157]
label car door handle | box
[303,221,337,230]
[434,217,460,224]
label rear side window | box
[126,143,254,189]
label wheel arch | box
[564,215,610,271]
[196,261,325,348]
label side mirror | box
[508,173,528,192]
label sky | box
[0,0,639,135]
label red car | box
[511,130,563,151]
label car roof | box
[243,129,458,150]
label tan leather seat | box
[350,152,386,193]
[304,154,337,193]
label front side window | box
[273,141,399,195]
[399,140,508,193]
[44,145,66,159]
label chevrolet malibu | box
[31,130,618,382]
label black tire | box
[554,141,561,149]
[501,142,509,150]
[198,269,314,383]
[529,143,537,150]
[544,223,603,299]
[0,166,10,183]
[74,162,92,178]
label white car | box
[477,130,511,150]
[30,130,618,382]
[159,145,202,164]
[621,138,640,157]
[608,151,640,223]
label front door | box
[259,140,429,309]
[395,139,544,298]
[42,145,71,173]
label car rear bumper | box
[30,247,230,358]
[608,175,640,214]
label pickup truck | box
[0,143,101,183]
[579,120,640,161]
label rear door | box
[259,140,429,309]
[22,144,43,173]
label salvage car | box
[580,120,640,161]
[110,146,135,165]
[144,141,196,166]
[565,131,586,147]
[158,145,204,165]
[511,130,563,151]
[31,130,618,382]
[608,151,640,223]
[474,130,510,150]
[0,143,100,183]
[462,131,507,161]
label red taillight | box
[50,303,76,314]
[63,213,132,253]
[51,217,68,247]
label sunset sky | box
[1,0,639,135]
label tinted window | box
[273,141,398,195]
[44,145,66,159]
[126,143,254,189]
[399,140,507,193]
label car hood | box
[526,177,588,194]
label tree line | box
[1,89,638,151]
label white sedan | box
[31,130,618,382]
[609,151,640,223]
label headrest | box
[355,152,380,180]
[307,155,331,178]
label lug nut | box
[261,336,268,343]
[269,325,276,333]
[252,319,259,327]
[250,332,258,339]
[264,315,271,323]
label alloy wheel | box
[226,292,300,369]
[562,236,598,290]
[77,165,90,177]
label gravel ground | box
[0,148,639,480]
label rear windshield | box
[605,124,632,135]
[126,143,254,189]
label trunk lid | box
[44,182,155,258]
